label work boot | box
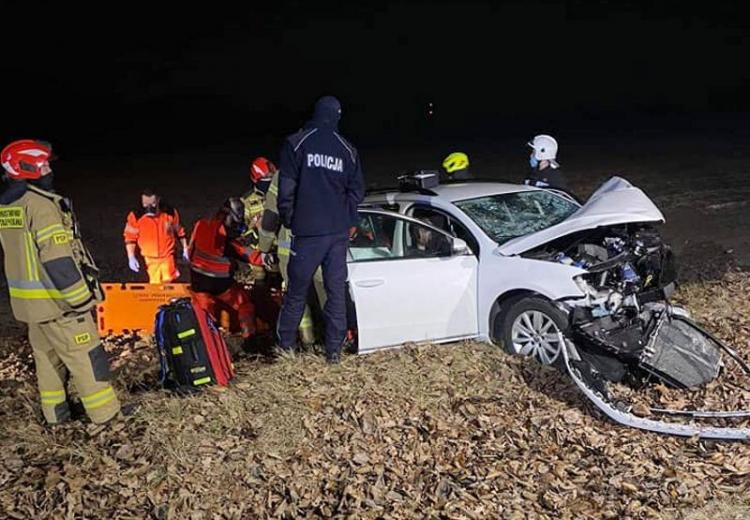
[121,402,140,417]
[325,350,341,365]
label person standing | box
[123,189,188,284]
[276,96,365,363]
[0,139,120,424]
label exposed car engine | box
[524,225,722,389]
[521,222,750,439]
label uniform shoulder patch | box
[0,207,25,228]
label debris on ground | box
[1,271,749,519]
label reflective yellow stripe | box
[31,234,41,281]
[42,397,66,405]
[269,184,278,196]
[85,393,116,410]
[9,287,64,299]
[300,317,313,327]
[81,386,114,403]
[193,377,211,386]
[24,233,35,281]
[177,329,196,339]
[40,390,66,404]
[41,389,65,397]
[278,247,290,257]
[172,346,183,355]
[36,223,66,242]
[11,282,90,302]
[62,284,91,303]
[81,386,116,410]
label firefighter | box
[441,152,472,181]
[123,189,188,284]
[524,134,569,191]
[257,170,322,346]
[277,95,365,363]
[239,157,277,283]
[0,140,120,424]
[188,198,256,340]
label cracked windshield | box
[455,191,579,244]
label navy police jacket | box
[278,107,365,237]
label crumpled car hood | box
[497,176,665,256]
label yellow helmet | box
[442,152,469,174]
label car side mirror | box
[452,237,470,256]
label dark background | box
[1,0,749,332]
[3,1,749,157]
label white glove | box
[128,256,140,273]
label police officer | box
[276,96,365,363]
[0,140,120,424]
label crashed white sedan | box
[349,176,750,439]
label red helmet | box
[250,156,277,184]
[1,140,53,180]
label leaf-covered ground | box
[1,272,750,519]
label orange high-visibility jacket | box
[188,215,253,278]
[123,205,185,258]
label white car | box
[348,176,674,361]
[345,175,750,440]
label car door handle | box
[355,279,385,288]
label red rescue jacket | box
[188,215,253,278]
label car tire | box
[493,296,568,368]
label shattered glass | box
[456,191,578,244]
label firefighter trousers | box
[278,232,348,355]
[28,312,121,424]
[279,238,326,345]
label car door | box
[348,209,479,353]
[407,204,481,256]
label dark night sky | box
[4,1,749,156]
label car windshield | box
[454,191,579,244]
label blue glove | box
[529,156,539,169]
[128,256,140,273]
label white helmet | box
[528,134,559,162]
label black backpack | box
[154,298,235,392]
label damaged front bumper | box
[560,321,750,440]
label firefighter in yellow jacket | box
[0,140,120,424]
[257,171,327,345]
[240,157,277,283]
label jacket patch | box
[53,232,69,245]
[75,332,92,345]
[306,153,343,172]
[0,207,24,228]
[43,257,82,290]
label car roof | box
[364,181,537,204]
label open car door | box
[348,209,479,353]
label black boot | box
[325,350,341,365]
